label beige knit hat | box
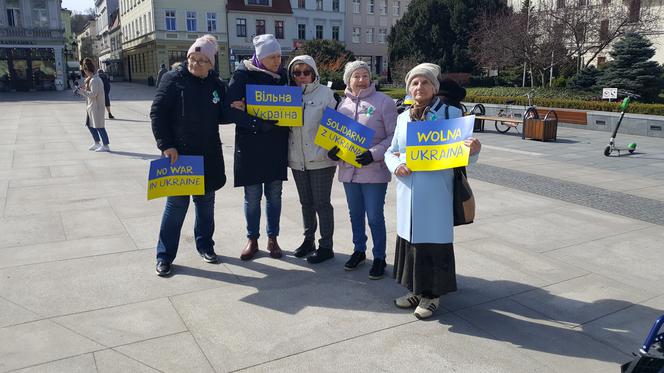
[405,63,441,93]
[187,34,218,64]
[343,60,371,86]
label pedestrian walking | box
[384,63,481,319]
[286,55,339,260]
[149,34,231,276]
[156,63,168,88]
[75,58,111,152]
[326,61,398,276]
[224,34,289,261]
[97,69,115,119]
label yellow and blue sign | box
[246,85,303,127]
[314,108,376,168]
[406,115,475,171]
[147,155,205,200]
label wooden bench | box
[536,108,587,125]
[474,115,523,132]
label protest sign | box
[147,155,204,200]
[246,85,303,127]
[406,116,474,171]
[314,108,375,168]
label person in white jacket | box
[286,55,339,263]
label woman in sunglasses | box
[286,55,339,263]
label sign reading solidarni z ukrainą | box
[246,85,303,127]
[314,108,376,168]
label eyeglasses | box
[292,70,313,77]
[188,57,211,65]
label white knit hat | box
[343,60,371,86]
[405,63,441,93]
[253,34,282,61]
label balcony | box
[0,27,64,41]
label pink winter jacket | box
[336,84,398,183]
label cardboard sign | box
[246,85,303,127]
[314,108,376,168]
[147,155,204,200]
[406,116,474,171]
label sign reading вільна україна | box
[147,155,204,200]
[406,116,475,171]
[246,85,303,127]
[314,108,376,168]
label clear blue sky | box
[62,0,94,13]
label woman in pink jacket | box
[323,61,397,279]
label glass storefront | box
[0,47,57,92]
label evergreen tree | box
[597,33,664,102]
[567,66,600,90]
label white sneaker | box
[95,145,110,152]
[394,293,421,309]
[414,297,439,319]
[88,143,101,150]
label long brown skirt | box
[393,236,457,298]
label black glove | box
[256,118,278,133]
[327,146,341,161]
[356,150,374,165]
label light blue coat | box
[384,98,479,244]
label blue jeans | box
[244,181,282,239]
[87,126,110,145]
[343,182,388,259]
[156,191,215,263]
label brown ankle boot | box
[267,236,283,259]
[240,238,259,260]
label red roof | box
[227,0,293,14]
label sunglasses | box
[292,70,313,77]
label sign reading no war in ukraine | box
[314,107,376,168]
[246,85,303,127]
[147,155,204,200]
[406,115,475,171]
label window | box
[207,13,217,32]
[392,0,400,16]
[628,0,641,22]
[316,25,323,39]
[352,27,361,43]
[248,0,269,4]
[378,28,386,43]
[298,24,306,39]
[557,0,565,7]
[597,56,607,66]
[367,0,374,14]
[333,0,339,11]
[139,17,143,35]
[379,0,387,15]
[6,0,21,27]
[353,0,360,13]
[602,0,611,4]
[332,25,339,40]
[186,11,197,32]
[365,28,373,43]
[317,0,323,9]
[256,19,266,35]
[165,10,176,31]
[298,0,305,8]
[600,19,609,41]
[577,0,588,5]
[236,18,247,37]
[32,0,48,28]
[275,20,284,39]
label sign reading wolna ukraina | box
[147,155,204,200]
[246,85,303,127]
[314,108,376,168]
[406,115,475,171]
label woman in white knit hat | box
[225,34,289,261]
[384,63,481,319]
[324,60,398,278]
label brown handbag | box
[453,166,475,226]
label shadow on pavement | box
[109,151,160,160]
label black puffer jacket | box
[224,61,289,187]
[150,62,228,192]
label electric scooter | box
[604,94,638,157]
[621,314,664,372]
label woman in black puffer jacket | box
[224,34,289,261]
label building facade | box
[289,0,345,50]
[76,20,98,65]
[344,0,409,77]
[0,0,66,91]
[227,0,294,70]
[95,0,122,79]
[120,0,230,82]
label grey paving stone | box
[55,298,187,347]
[11,354,96,373]
[0,297,40,328]
[0,166,50,181]
[0,180,7,199]
[60,208,127,240]
[0,213,65,249]
[510,274,656,327]
[107,193,166,219]
[0,320,102,372]
[48,163,90,178]
[115,332,215,373]
[94,349,159,373]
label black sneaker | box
[344,251,366,271]
[307,247,334,264]
[200,251,219,264]
[156,260,171,276]
[293,240,316,258]
[369,259,386,280]
[108,114,115,119]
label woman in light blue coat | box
[384,63,481,320]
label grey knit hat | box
[405,63,441,93]
[343,60,371,86]
[253,34,281,60]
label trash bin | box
[147,76,155,86]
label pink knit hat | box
[187,34,218,64]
